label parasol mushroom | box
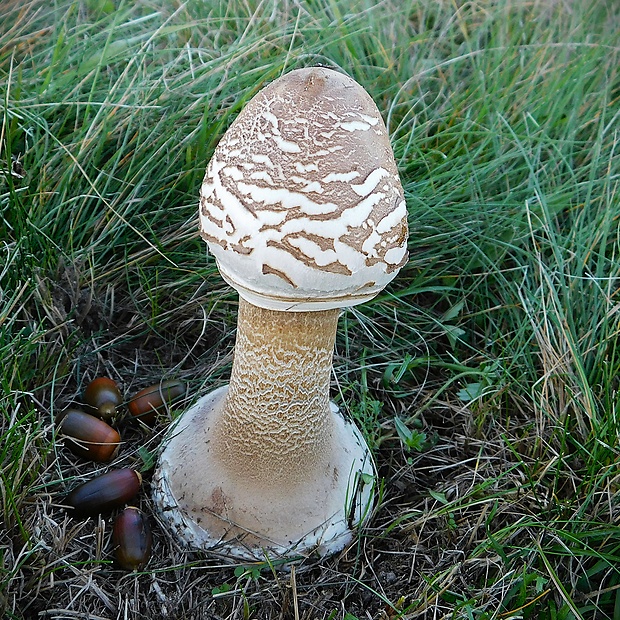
[153,67,408,562]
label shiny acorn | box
[65,469,142,517]
[127,380,186,425]
[112,507,152,571]
[84,377,123,420]
[58,409,121,462]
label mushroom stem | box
[215,299,340,486]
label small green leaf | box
[394,416,412,443]
[211,583,232,596]
[383,353,414,385]
[137,446,155,470]
[429,490,449,504]
[360,472,375,485]
[444,324,466,348]
[535,574,549,593]
[233,565,261,580]
[457,382,484,402]
[394,417,427,451]
[441,300,465,322]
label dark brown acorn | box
[127,380,186,425]
[65,469,142,516]
[58,409,121,462]
[84,377,123,420]
[112,507,152,571]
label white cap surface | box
[199,67,408,311]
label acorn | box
[127,380,187,425]
[58,409,121,462]
[83,377,123,421]
[65,469,142,517]
[112,507,152,571]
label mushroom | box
[153,67,408,562]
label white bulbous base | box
[152,386,376,564]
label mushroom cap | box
[199,67,408,311]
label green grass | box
[1,0,620,617]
